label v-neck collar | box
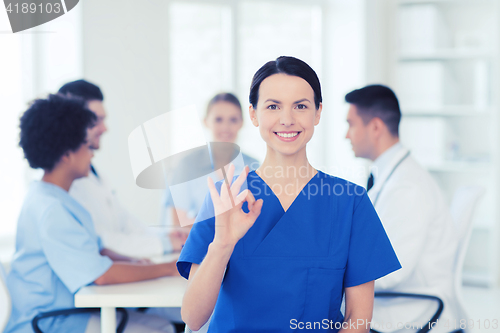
[251,169,321,213]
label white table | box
[75,254,187,333]
[75,276,187,333]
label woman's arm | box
[340,281,374,333]
[100,248,152,263]
[94,261,178,285]
[181,243,233,330]
[181,165,263,331]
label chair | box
[0,262,128,333]
[370,185,485,333]
[32,307,128,333]
[449,185,485,326]
[371,292,444,333]
[0,263,12,332]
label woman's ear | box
[314,103,323,126]
[59,151,72,166]
[249,105,259,127]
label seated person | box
[345,85,461,333]
[58,80,185,259]
[5,94,177,333]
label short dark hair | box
[345,84,401,137]
[58,79,104,102]
[206,92,242,117]
[19,94,96,171]
[249,56,322,109]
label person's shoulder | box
[317,170,366,190]
[381,156,448,211]
[315,170,368,205]
[22,184,67,222]
[392,155,440,191]
[398,154,428,175]
[26,182,63,204]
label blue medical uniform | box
[5,181,113,333]
[178,170,401,332]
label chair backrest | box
[450,186,485,239]
[449,185,485,323]
[0,262,12,332]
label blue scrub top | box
[178,170,401,332]
[5,181,113,333]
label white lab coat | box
[369,146,463,333]
[69,168,169,258]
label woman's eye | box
[215,117,223,123]
[267,105,278,110]
[296,104,307,110]
[230,118,238,124]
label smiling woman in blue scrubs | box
[5,94,177,333]
[178,56,402,332]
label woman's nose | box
[280,109,294,126]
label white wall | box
[82,0,170,225]
[364,0,395,84]
[322,0,368,185]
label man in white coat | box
[345,85,463,333]
[58,80,186,258]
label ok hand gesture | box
[207,164,263,247]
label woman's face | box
[249,73,322,157]
[204,101,243,143]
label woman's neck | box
[257,146,316,185]
[42,169,74,192]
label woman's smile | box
[274,131,301,142]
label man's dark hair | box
[250,56,322,110]
[19,94,96,171]
[345,84,401,137]
[58,79,104,102]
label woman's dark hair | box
[58,79,104,102]
[19,94,96,171]
[206,92,242,118]
[345,84,401,137]
[249,56,322,109]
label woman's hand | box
[168,229,188,252]
[207,164,263,248]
